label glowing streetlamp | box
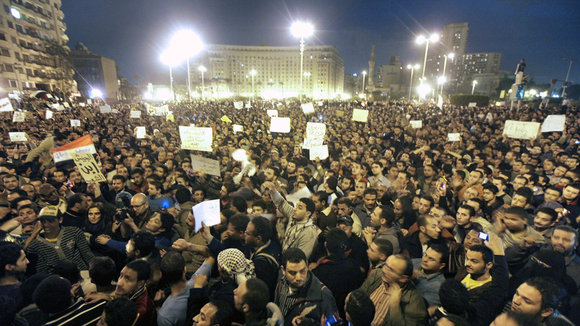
[440,52,454,95]
[361,70,367,98]
[471,80,478,95]
[198,65,207,99]
[291,21,314,102]
[250,69,257,99]
[168,30,204,100]
[415,33,440,82]
[406,64,420,100]
[160,50,184,101]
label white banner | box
[503,120,541,139]
[410,120,423,128]
[179,126,213,152]
[303,122,326,148]
[301,102,315,114]
[193,199,221,232]
[468,102,477,107]
[70,119,81,127]
[352,109,369,122]
[12,111,25,122]
[309,145,329,160]
[448,133,461,142]
[9,132,27,142]
[541,115,565,133]
[270,117,291,133]
[0,98,14,112]
[135,127,146,139]
[190,155,221,176]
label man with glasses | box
[130,193,153,228]
[360,254,428,326]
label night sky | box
[63,0,579,86]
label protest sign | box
[267,110,278,117]
[234,101,243,110]
[410,120,423,128]
[233,124,243,133]
[179,126,213,152]
[63,102,70,108]
[166,113,174,122]
[270,117,291,133]
[352,109,369,122]
[12,111,25,122]
[541,115,565,133]
[301,102,315,114]
[46,109,53,119]
[130,110,141,118]
[220,115,232,123]
[245,102,251,109]
[190,155,221,176]
[193,199,221,232]
[99,105,112,113]
[448,133,461,142]
[9,132,27,142]
[0,98,14,112]
[303,122,326,148]
[71,152,106,183]
[286,186,312,206]
[52,135,97,163]
[135,127,146,139]
[503,120,541,139]
[468,102,477,107]
[70,119,81,127]
[309,145,329,160]
[87,99,92,105]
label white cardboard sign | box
[46,109,53,119]
[301,102,315,114]
[135,127,146,139]
[193,199,221,232]
[541,115,565,133]
[233,124,243,133]
[71,152,106,183]
[12,111,25,122]
[99,105,112,113]
[179,126,213,152]
[448,133,461,142]
[352,109,369,122]
[468,102,477,107]
[190,155,221,177]
[9,132,27,142]
[70,119,81,127]
[234,101,243,110]
[309,145,329,160]
[270,117,291,133]
[410,120,423,128]
[303,122,326,148]
[130,110,141,118]
[503,120,541,139]
[0,98,14,112]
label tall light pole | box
[361,70,367,98]
[407,64,420,100]
[561,58,574,98]
[471,80,478,95]
[198,65,207,99]
[160,50,183,101]
[250,69,257,99]
[415,33,440,83]
[166,30,204,100]
[291,22,314,102]
[440,52,454,95]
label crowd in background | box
[0,96,579,326]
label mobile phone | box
[441,183,446,191]
[575,140,580,144]
[478,232,489,241]
[65,181,74,189]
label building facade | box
[0,0,76,95]
[424,22,469,84]
[453,52,502,94]
[194,44,344,99]
[377,56,405,98]
[71,43,119,101]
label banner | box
[190,155,221,176]
[468,102,477,107]
[503,120,541,139]
[12,111,25,122]
[352,109,369,122]
[71,152,106,183]
[179,126,213,152]
[303,122,326,148]
[52,135,97,163]
[270,117,291,133]
[301,102,315,114]
[9,132,27,142]
[70,119,81,127]
[193,199,221,232]
[541,115,565,133]
[0,98,14,112]
[410,120,423,128]
[309,145,329,160]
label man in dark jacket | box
[312,228,364,318]
[274,248,339,326]
[245,216,281,300]
[401,215,443,259]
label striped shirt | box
[44,298,106,326]
[370,283,391,326]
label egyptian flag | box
[52,135,97,163]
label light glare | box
[291,22,314,39]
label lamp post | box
[303,71,312,98]
[415,33,440,83]
[361,70,367,98]
[250,69,257,99]
[160,50,183,101]
[472,80,478,95]
[440,52,454,95]
[406,64,420,100]
[167,30,204,100]
[291,22,314,102]
[198,65,207,99]
[561,58,574,98]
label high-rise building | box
[0,0,76,95]
[194,44,344,99]
[377,56,404,97]
[453,52,502,94]
[71,43,119,101]
[424,22,469,85]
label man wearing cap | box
[25,206,94,273]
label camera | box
[114,207,132,222]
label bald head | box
[131,193,149,215]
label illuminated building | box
[71,43,119,101]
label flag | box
[52,135,97,163]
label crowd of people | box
[0,95,579,326]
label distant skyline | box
[63,0,579,85]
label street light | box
[198,65,207,99]
[472,80,478,95]
[406,64,420,100]
[415,33,440,82]
[160,50,184,101]
[362,70,367,97]
[168,30,204,100]
[250,69,257,99]
[291,21,314,102]
[440,52,454,95]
